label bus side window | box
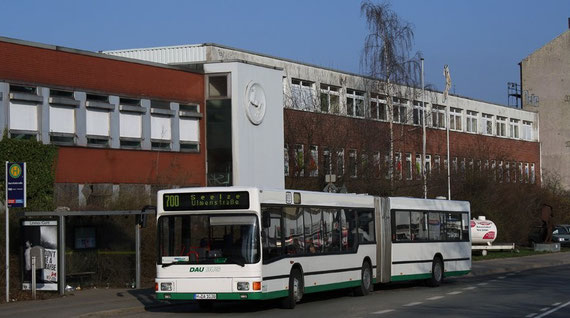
[342,209,357,251]
[261,207,284,263]
[357,210,375,243]
[394,211,411,241]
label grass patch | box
[472,246,570,261]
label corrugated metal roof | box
[104,44,207,64]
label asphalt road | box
[107,265,570,317]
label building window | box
[309,145,319,177]
[522,121,533,141]
[425,155,431,176]
[320,84,340,114]
[412,101,424,126]
[346,89,365,117]
[392,98,408,124]
[291,78,316,111]
[431,105,446,128]
[509,119,520,139]
[531,163,536,184]
[373,151,381,179]
[512,161,517,183]
[496,116,507,137]
[294,144,304,177]
[284,144,289,177]
[208,74,230,98]
[349,149,357,178]
[415,154,422,180]
[370,93,387,121]
[323,147,332,175]
[360,153,369,178]
[449,108,462,131]
[466,110,478,133]
[179,103,201,151]
[482,113,493,135]
[498,161,503,183]
[151,140,171,151]
[405,153,412,180]
[452,157,458,173]
[505,162,510,183]
[394,152,402,180]
[518,162,523,183]
[460,158,466,173]
[336,149,345,177]
[524,163,529,183]
[434,155,441,173]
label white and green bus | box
[155,187,471,308]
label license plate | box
[194,293,216,300]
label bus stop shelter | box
[18,207,155,296]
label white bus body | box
[155,187,471,307]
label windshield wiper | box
[161,261,191,268]
[225,256,246,267]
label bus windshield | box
[157,214,260,266]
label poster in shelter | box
[21,220,58,291]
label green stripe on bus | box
[444,270,471,277]
[304,280,362,294]
[391,270,471,282]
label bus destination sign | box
[163,191,250,211]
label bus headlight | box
[161,282,173,291]
[237,282,250,291]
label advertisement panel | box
[21,220,58,291]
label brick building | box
[106,43,541,197]
[0,37,206,208]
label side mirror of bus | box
[262,212,271,228]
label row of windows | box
[289,78,534,141]
[392,210,469,242]
[261,205,375,263]
[5,84,201,152]
[284,144,537,184]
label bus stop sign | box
[6,162,26,208]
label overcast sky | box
[1,0,569,105]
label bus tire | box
[281,269,303,309]
[353,261,373,296]
[427,257,443,287]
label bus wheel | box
[281,269,303,309]
[427,257,444,287]
[354,261,373,296]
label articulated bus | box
[155,187,471,308]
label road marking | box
[403,302,423,307]
[372,309,395,315]
[552,302,561,306]
[525,314,537,318]
[447,291,463,295]
[463,286,476,290]
[535,300,570,318]
[539,307,550,312]
[478,282,488,286]
[507,273,516,276]
[498,276,506,279]
[426,296,444,301]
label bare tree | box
[361,0,422,189]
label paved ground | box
[1,251,569,317]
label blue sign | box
[6,162,26,208]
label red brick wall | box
[0,40,203,103]
[55,147,205,186]
[284,109,541,187]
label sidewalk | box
[1,251,569,317]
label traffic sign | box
[6,162,26,208]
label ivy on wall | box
[0,132,58,211]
